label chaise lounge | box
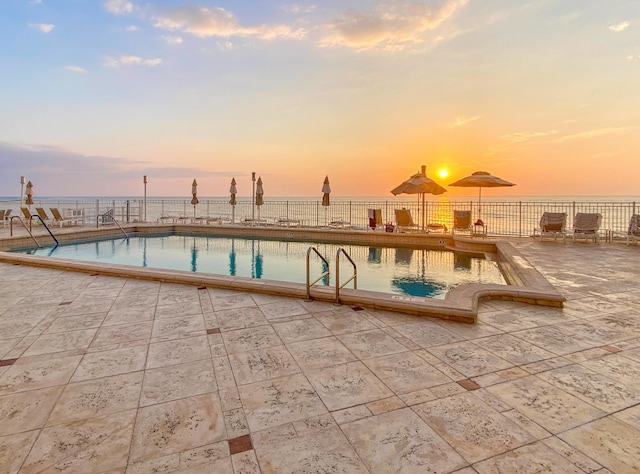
[537,212,567,242]
[572,212,602,244]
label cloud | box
[66,65,88,73]
[126,25,138,31]
[450,115,480,128]
[552,126,636,143]
[153,5,306,40]
[501,130,558,143]
[104,55,162,67]
[320,0,469,51]
[283,4,317,14]
[163,35,184,45]
[29,23,55,33]
[104,0,133,15]
[609,21,630,32]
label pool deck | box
[1,223,639,472]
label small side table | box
[473,223,487,239]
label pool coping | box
[0,224,565,324]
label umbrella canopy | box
[25,180,34,205]
[391,165,446,231]
[229,177,237,206]
[255,176,264,206]
[449,171,515,218]
[322,175,331,207]
[190,179,199,205]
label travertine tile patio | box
[1,238,640,472]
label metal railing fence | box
[1,198,637,237]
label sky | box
[1,0,639,198]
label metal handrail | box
[96,210,129,238]
[335,247,357,304]
[9,216,41,248]
[29,215,59,246]
[305,246,330,301]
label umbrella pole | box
[422,193,425,232]
[478,188,482,220]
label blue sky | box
[1,0,639,197]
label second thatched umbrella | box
[391,165,446,231]
[322,175,331,226]
[449,171,515,220]
[229,177,237,223]
[191,179,199,220]
[25,180,34,207]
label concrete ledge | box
[0,225,565,324]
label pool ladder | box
[306,247,357,304]
[96,210,129,239]
[10,215,59,248]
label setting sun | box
[438,169,449,179]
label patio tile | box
[221,325,282,354]
[362,350,451,394]
[71,344,148,382]
[0,386,64,436]
[538,363,640,412]
[180,441,233,473]
[21,409,136,473]
[560,417,640,473]
[91,321,153,349]
[486,376,605,433]
[228,345,300,385]
[287,336,357,370]
[313,308,377,334]
[337,328,408,359]
[22,328,97,357]
[0,430,39,474]
[252,415,368,473]
[46,371,143,426]
[259,299,308,320]
[215,305,267,330]
[394,320,463,348]
[613,404,640,430]
[342,407,467,472]
[44,312,107,333]
[140,359,217,406]
[475,333,556,365]
[414,392,535,463]
[130,393,226,462]
[0,355,82,394]
[154,301,203,319]
[473,440,584,473]
[151,313,206,341]
[511,326,596,355]
[103,304,156,326]
[428,342,513,378]
[211,293,257,311]
[306,361,393,411]
[239,373,327,432]
[146,335,211,369]
[272,317,332,343]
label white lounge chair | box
[394,208,419,233]
[622,214,640,245]
[452,210,472,235]
[572,212,602,244]
[537,212,567,242]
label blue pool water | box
[20,235,506,299]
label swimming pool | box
[19,234,505,299]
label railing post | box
[518,201,522,237]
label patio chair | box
[452,210,472,235]
[35,207,53,224]
[49,208,74,227]
[394,208,419,233]
[368,209,383,230]
[21,207,33,220]
[537,212,567,242]
[623,214,640,245]
[572,212,602,244]
[0,209,10,228]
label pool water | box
[21,235,506,299]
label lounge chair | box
[35,207,53,224]
[21,207,33,220]
[49,208,75,227]
[537,212,567,242]
[572,212,602,244]
[394,208,419,233]
[452,210,472,235]
[368,209,383,230]
[616,214,640,245]
[0,209,11,228]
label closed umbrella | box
[191,179,199,220]
[391,165,446,231]
[322,175,331,226]
[449,171,515,221]
[25,180,34,206]
[229,177,237,223]
[255,176,264,221]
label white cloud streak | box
[104,55,162,67]
[126,25,138,31]
[163,35,184,45]
[66,65,88,73]
[320,0,469,51]
[153,5,306,40]
[552,126,636,143]
[501,130,558,143]
[450,116,480,128]
[104,0,133,15]
[29,23,55,33]
[283,4,317,14]
[609,21,630,32]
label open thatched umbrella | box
[449,171,515,220]
[391,165,446,231]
